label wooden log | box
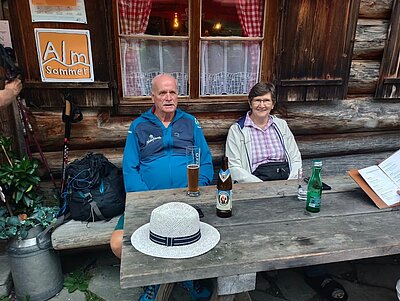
[353,19,388,59]
[27,98,400,153]
[359,0,393,19]
[26,110,241,152]
[302,151,393,176]
[297,130,400,158]
[348,60,380,95]
[33,131,400,176]
[280,99,400,134]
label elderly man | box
[110,74,213,301]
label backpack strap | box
[36,212,72,249]
[89,201,105,221]
[81,191,105,221]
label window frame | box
[375,0,400,99]
[113,0,278,115]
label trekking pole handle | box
[65,99,71,116]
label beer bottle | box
[217,156,232,218]
[306,160,323,213]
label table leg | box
[210,291,252,301]
[154,283,174,301]
[217,273,256,295]
[210,273,256,301]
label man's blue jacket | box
[123,107,214,192]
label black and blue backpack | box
[61,153,125,221]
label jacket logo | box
[146,134,161,145]
[195,118,202,129]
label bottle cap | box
[312,160,323,167]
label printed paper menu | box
[358,150,400,206]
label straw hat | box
[131,202,220,259]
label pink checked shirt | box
[244,112,286,172]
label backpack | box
[63,153,125,221]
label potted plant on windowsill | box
[0,134,63,301]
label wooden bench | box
[51,215,120,250]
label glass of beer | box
[186,146,200,196]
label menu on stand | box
[349,149,400,208]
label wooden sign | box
[35,29,94,82]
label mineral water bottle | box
[306,160,323,213]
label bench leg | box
[154,283,174,301]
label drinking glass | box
[297,168,307,201]
[186,146,200,196]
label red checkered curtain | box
[236,0,263,37]
[119,0,152,34]
[236,0,263,91]
[119,0,152,96]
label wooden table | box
[120,175,400,300]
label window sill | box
[117,97,250,115]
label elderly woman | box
[225,82,348,301]
[225,82,301,183]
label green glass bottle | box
[306,160,323,213]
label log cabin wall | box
[2,0,400,181]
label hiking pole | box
[16,97,58,189]
[60,94,83,206]
[16,98,32,158]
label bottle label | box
[307,196,321,208]
[219,169,231,182]
[216,190,232,210]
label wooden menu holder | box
[348,169,400,209]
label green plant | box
[64,269,105,301]
[0,135,57,240]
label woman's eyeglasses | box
[252,99,272,105]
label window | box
[117,0,266,99]
[118,0,189,97]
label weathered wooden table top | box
[120,174,400,289]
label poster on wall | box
[29,0,87,23]
[0,21,12,48]
[35,28,94,82]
